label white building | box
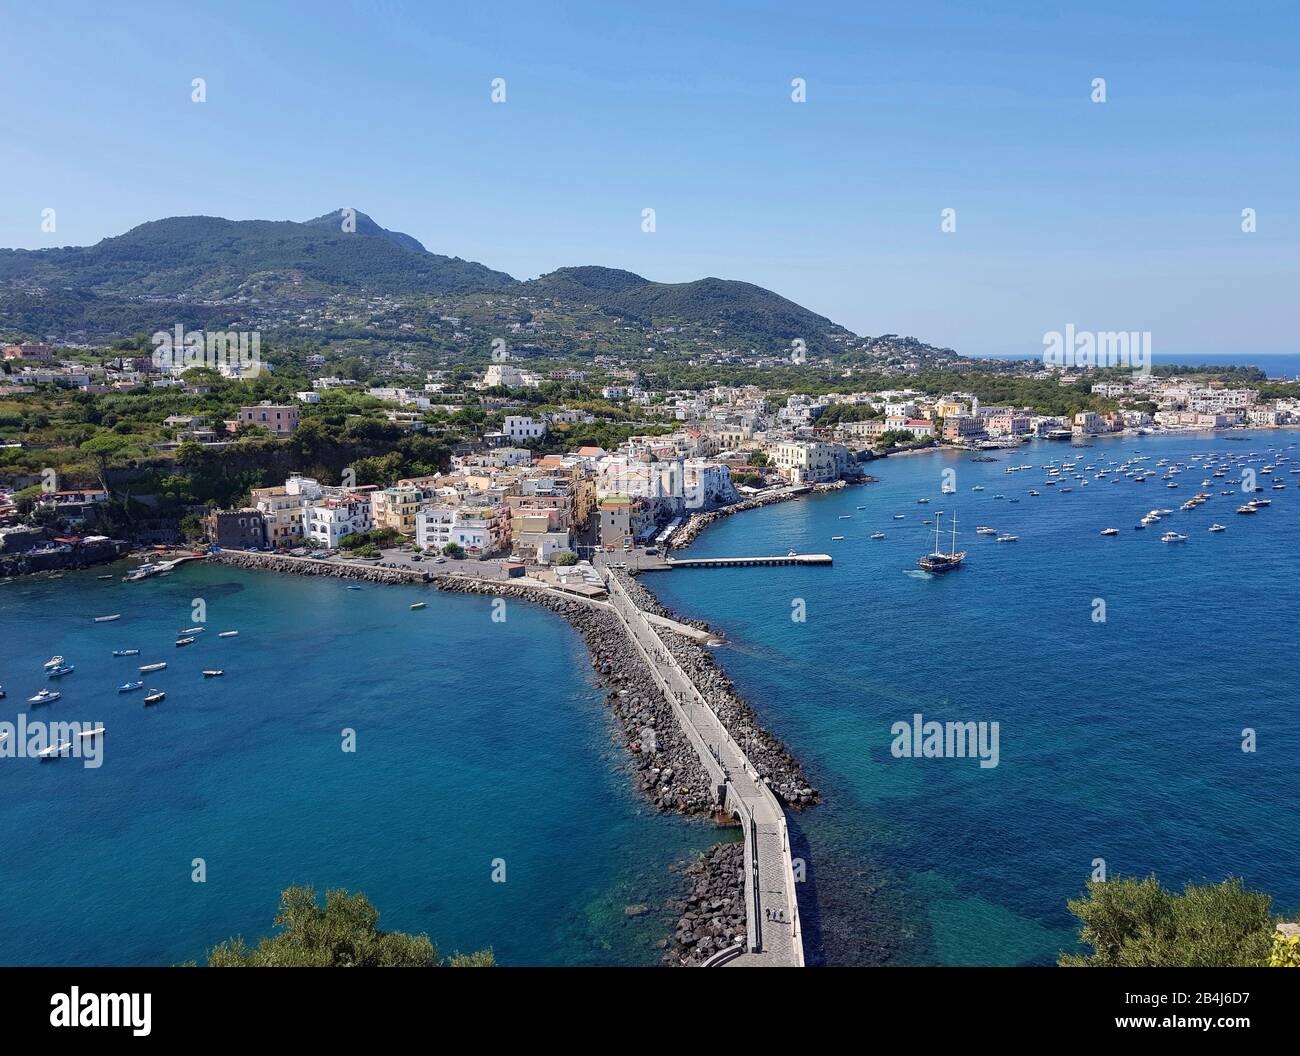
[480,364,542,389]
[770,440,851,484]
[304,496,372,548]
[682,459,738,509]
[503,415,547,443]
[415,505,495,555]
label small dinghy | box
[94,614,121,623]
[119,681,144,693]
[217,631,239,638]
[139,662,167,673]
[202,670,224,678]
[113,649,140,657]
[143,690,166,706]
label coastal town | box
[7,0,1300,1006]
[4,337,1299,573]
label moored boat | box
[29,688,61,705]
[118,681,144,693]
[917,511,966,573]
[203,669,224,677]
[112,649,140,657]
[143,690,166,706]
[94,614,121,623]
[139,662,167,673]
[217,630,239,638]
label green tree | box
[12,483,44,516]
[441,542,465,558]
[551,550,579,566]
[79,432,136,493]
[205,886,493,967]
[1060,875,1275,967]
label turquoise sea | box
[0,567,718,966]
[650,431,1300,965]
[2,431,1297,966]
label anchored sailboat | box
[917,510,967,574]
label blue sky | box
[1,0,1296,356]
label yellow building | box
[370,485,424,537]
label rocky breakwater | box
[663,842,746,966]
[206,549,431,585]
[611,570,817,808]
[613,566,713,633]
[435,578,718,816]
[671,479,860,551]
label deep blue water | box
[650,431,1300,965]
[0,567,717,966]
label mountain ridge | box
[0,209,856,353]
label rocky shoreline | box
[671,478,870,551]
[207,549,432,584]
[662,841,746,966]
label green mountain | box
[0,211,855,353]
[525,266,848,350]
[0,211,515,299]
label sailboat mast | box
[934,511,941,553]
[951,511,957,554]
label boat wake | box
[904,569,935,580]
